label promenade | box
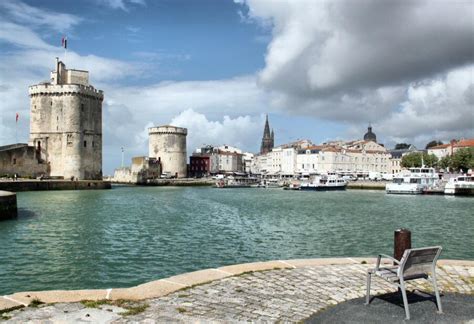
[1,258,472,322]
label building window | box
[84,140,87,148]
[12,158,16,165]
[92,141,95,147]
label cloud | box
[170,109,262,155]
[236,0,474,145]
[0,0,82,33]
[93,0,146,11]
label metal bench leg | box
[365,272,371,305]
[400,279,410,320]
[431,273,443,314]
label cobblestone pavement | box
[4,261,473,323]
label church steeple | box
[260,114,274,154]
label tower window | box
[84,141,87,148]
[12,158,16,165]
[81,104,84,112]
[51,101,53,106]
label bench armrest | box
[375,254,400,271]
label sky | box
[0,0,473,174]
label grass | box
[176,307,187,313]
[29,298,44,308]
[119,304,149,316]
[361,260,367,264]
[80,300,109,308]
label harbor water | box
[0,186,473,295]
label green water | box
[0,186,473,295]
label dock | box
[0,180,112,192]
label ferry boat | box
[444,175,474,195]
[253,178,282,188]
[385,167,440,195]
[299,174,347,191]
[215,176,259,188]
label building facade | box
[9,59,104,180]
[148,125,187,178]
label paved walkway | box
[1,258,473,323]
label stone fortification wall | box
[148,126,187,178]
[29,81,103,180]
[113,157,161,184]
[0,180,111,192]
[0,144,48,178]
[0,191,17,220]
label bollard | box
[394,228,411,262]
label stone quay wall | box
[0,180,111,192]
[0,191,17,220]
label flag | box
[16,113,19,123]
[61,36,67,49]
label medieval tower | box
[29,58,104,180]
[148,125,187,178]
[260,115,274,154]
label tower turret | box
[29,59,104,180]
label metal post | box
[121,147,124,168]
[394,228,411,261]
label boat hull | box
[300,185,347,191]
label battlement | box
[148,125,187,135]
[28,83,104,100]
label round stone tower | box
[148,125,187,178]
[29,59,103,180]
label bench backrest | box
[398,246,442,277]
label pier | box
[1,258,472,322]
[0,180,111,192]
[0,191,17,220]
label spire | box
[263,114,270,138]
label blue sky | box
[0,0,472,174]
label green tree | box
[395,143,411,150]
[401,152,438,168]
[438,155,452,170]
[450,148,474,172]
[425,140,443,149]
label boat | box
[299,174,347,191]
[215,176,259,188]
[444,175,474,195]
[253,178,282,188]
[385,167,440,195]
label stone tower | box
[148,125,187,178]
[260,115,274,154]
[29,58,104,180]
[363,124,377,142]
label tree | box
[401,152,438,168]
[395,143,411,150]
[450,148,474,173]
[425,140,443,149]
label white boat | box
[254,178,282,188]
[300,174,347,191]
[215,176,259,188]
[386,167,440,194]
[444,175,474,195]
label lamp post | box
[121,147,124,168]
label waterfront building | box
[260,115,274,154]
[113,156,161,183]
[148,125,187,178]
[428,139,474,159]
[0,59,104,179]
[388,145,419,174]
[189,144,245,177]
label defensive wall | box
[0,190,17,220]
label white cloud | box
[170,109,262,154]
[0,0,82,33]
[93,0,146,11]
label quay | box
[1,258,472,322]
[0,191,17,220]
[347,181,386,190]
[0,180,111,192]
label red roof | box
[430,144,450,149]
[454,139,474,148]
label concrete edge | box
[2,258,472,310]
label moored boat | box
[299,174,347,191]
[386,167,440,195]
[444,175,474,195]
[215,176,259,188]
